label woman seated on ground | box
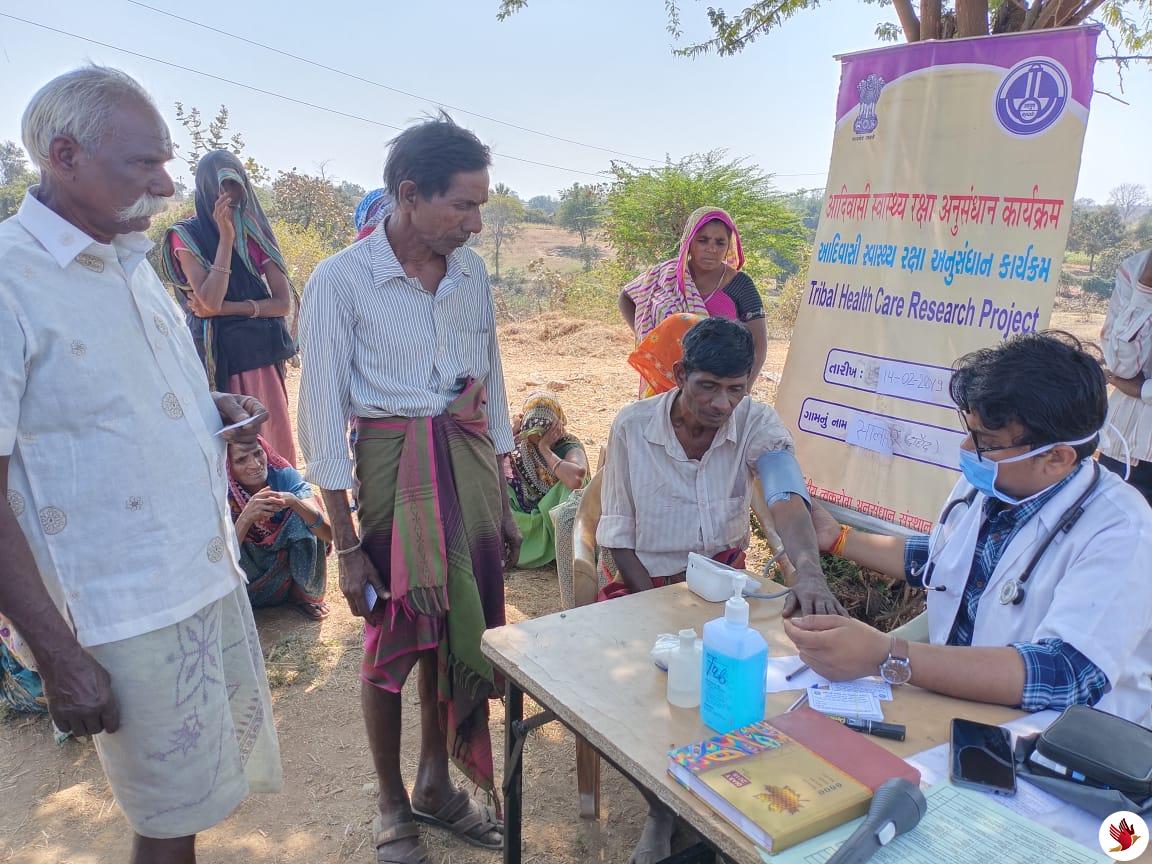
[228,438,333,620]
[619,207,767,396]
[507,393,588,568]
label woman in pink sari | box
[619,207,767,394]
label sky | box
[0,0,1149,203]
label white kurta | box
[924,464,1152,726]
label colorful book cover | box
[668,713,918,853]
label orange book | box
[667,708,920,853]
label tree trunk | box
[921,0,942,40]
[494,241,501,280]
[956,0,990,36]
[892,0,922,41]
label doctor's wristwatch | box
[879,636,912,685]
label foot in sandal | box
[372,811,429,864]
[411,786,503,850]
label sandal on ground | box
[371,815,429,864]
[411,788,503,850]
[292,600,330,621]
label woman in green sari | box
[507,393,588,568]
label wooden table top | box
[482,582,1023,864]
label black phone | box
[950,718,1017,795]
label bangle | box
[307,511,324,530]
[210,265,231,275]
[248,299,259,318]
[334,540,361,557]
[830,524,851,557]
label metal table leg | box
[503,679,524,864]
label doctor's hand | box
[808,500,843,554]
[782,615,889,681]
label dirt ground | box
[0,307,1104,864]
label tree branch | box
[892,0,922,41]
[1097,54,1152,61]
[1064,0,1105,24]
[1093,88,1131,105]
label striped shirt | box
[597,389,793,580]
[297,225,514,491]
[1100,249,1152,464]
[903,467,1109,712]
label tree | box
[604,151,808,283]
[0,140,36,221]
[1068,203,1126,272]
[557,183,604,247]
[270,169,353,250]
[482,190,525,281]
[174,102,268,184]
[528,195,558,214]
[497,0,1152,58]
[1109,182,1148,223]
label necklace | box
[693,262,727,299]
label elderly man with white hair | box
[0,66,281,863]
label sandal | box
[411,788,503,850]
[372,815,429,864]
[292,600,330,621]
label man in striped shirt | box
[298,116,515,861]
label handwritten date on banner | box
[797,398,965,472]
[823,350,954,409]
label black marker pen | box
[828,715,907,741]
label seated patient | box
[788,332,1152,727]
[596,317,843,863]
[228,438,333,620]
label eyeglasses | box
[957,412,1035,462]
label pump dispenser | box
[700,573,768,733]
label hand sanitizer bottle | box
[700,573,768,733]
[667,628,701,708]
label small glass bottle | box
[667,628,702,708]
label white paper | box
[875,359,953,407]
[765,656,892,700]
[762,783,1106,864]
[844,410,895,455]
[806,686,884,721]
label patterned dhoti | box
[89,586,282,838]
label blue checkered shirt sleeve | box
[1013,638,1109,712]
[903,534,931,588]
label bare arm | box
[0,457,119,735]
[549,445,588,491]
[748,316,768,384]
[285,494,333,544]
[769,494,846,616]
[618,291,637,334]
[320,488,385,619]
[810,498,908,580]
[607,547,654,593]
[175,233,234,316]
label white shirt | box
[597,390,794,580]
[924,466,1152,726]
[297,224,515,491]
[0,191,243,647]
[1100,249,1152,464]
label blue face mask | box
[958,432,1097,506]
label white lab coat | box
[925,463,1152,727]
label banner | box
[775,27,1100,531]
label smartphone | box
[950,718,1017,795]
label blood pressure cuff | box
[1013,705,1152,817]
[755,451,811,507]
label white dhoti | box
[89,586,282,838]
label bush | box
[764,274,806,336]
[146,201,195,282]
[1082,276,1114,299]
[273,219,332,287]
[523,208,554,225]
[558,259,631,322]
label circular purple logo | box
[995,58,1069,136]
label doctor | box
[785,332,1152,726]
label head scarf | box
[161,150,287,283]
[509,393,569,505]
[227,436,295,547]
[354,188,394,239]
[623,206,745,343]
[628,312,707,398]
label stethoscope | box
[913,461,1102,607]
